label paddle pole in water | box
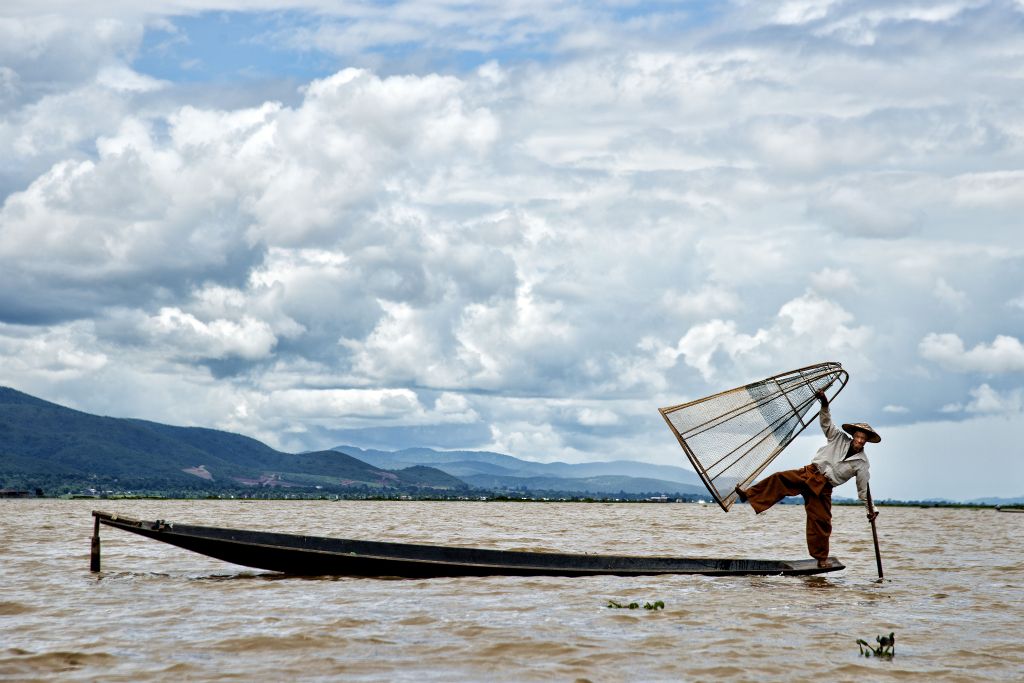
[866,483,883,579]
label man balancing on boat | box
[734,389,880,568]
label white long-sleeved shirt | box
[810,404,870,502]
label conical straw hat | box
[842,422,881,443]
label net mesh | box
[659,362,848,511]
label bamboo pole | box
[865,483,883,579]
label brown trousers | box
[743,464,833,561]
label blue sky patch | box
[135,11,342,83]
[132,3,727,84]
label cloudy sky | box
[2,0,1022,501]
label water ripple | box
[0,500,1021,681]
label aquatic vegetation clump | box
[856,632,895,659]
[606,600,664,610]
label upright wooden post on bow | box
[90,514,101,572]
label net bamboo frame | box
[659,362,849,511]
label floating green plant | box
[856,632,895,659]
[606,600,664,610]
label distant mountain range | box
[0,387,463,493]
[3,386,1018,503]
[0,386,706,498]
[333,446,707,496]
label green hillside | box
[0,387,466,494]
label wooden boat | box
[90,510,844,577]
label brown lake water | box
[1,499,1021,681]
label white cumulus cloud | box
[964,383,1024,415]
[919,333,1024,373]
[144,308,279,361]
[671,293,871,382]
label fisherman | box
[734,389,880,568]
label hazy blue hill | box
[460,473,706,496]
[532,460,702,483]
[967,495,1024,505]
[423,460,523,478]
[339,447,535,471]
[0,387,465,492]
[334,445,706,496]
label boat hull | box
[92,511,844,578]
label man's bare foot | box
[817,559,830,568]
[734,484,748,503]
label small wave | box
[396,614,434,626]
[0,601,32,616]
[208,635,349,652]
[193,571,282,582]
[0,650,115,677]
[93,570,173,582]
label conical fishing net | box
[659,362,848,511]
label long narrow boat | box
[91,511,843,577]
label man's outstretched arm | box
[815,389,842,440]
